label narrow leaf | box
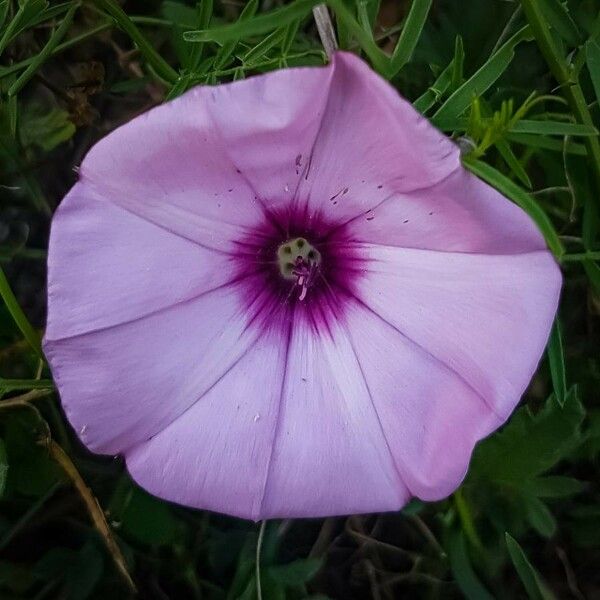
[433,26,533,123]
[184,0,321,43]
[447,530,494,600]
[511,120,598,136]
[389,0,433,75]
[505,533,557,600]
[537,0,581,46]
[0,267,42,358]
[96,0,178,83]
[496,139,533,189]
[586,39,600,106]
[8,2,79,96]
[547,319,567,407]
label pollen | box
[277,238,321,280]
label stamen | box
[276,237,321,300]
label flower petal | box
[259,315,410,519]
[45,183,235,340]
[125,327,289,521]
[344,302,502,500]
[126,313,410,520]
[342,168,548,254]
[79,64,336,239]
[354,244,561,418]
[297,51,460,221]
[44,284,260,455]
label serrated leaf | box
[505,533,557,600]
[469,389,584,485]
[529,475,586,498]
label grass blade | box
[496,139,532,189]
[95,0,178,83]
[8,2,79,96]
[511,120,598,136]
[389,0,432,75]
[433,26,533,124]
[505,533,557,600]
[0,266,42,358]
[547,319,567,407]
[537,0,581,46]
[184,0,321,44]
[586,39,600,106]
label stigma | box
[277,237,321,301]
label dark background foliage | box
[1,0,599,598]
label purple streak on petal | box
[125,327,289,521]
[45,182,236,340]
[353,244,561,419]
[44,283,263,455]
[343,301,504,500]
[341,168,549,254]
[296,52,460,222]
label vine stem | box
[312,4,338,59]
[256,520,267,600]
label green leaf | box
[184,0,321,44]
[450,35,464,92]
[413,59,454,114]
[389,0,433,75]
[463,158,564,257]
[121,487,182,546]
[8,2,78,96]
[530,475,586,498]
[505,533,557,600]
[0,439,7,498]
[547,319,567,407]
[213,0,258,70]
[0,0,49,57]
[510,120,598,136]
[447,530,494,600]
[507,132,587,155]
[268,558,322,586]
[496,139,532,189]
[586,39,600,107]
[0,267,42,358]
[19,106,75,151]
[95,0,178,83]
[433,26,533,123]
[537,0,581,46]
[470,390,584,485]
[524,496,557,538]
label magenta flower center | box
[233,208,367,334]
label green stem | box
[521,0,600,207]
[454,488,483,551]
[0,267,42,358]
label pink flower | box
[44,52,561,520]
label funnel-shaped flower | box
[44,52,561,520]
